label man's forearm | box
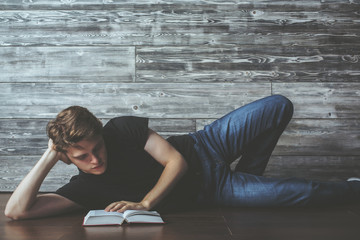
[141,155,188,210]
[5,148,59,219]
[105,129,189,213]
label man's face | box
[66,136,108,175]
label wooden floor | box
[1,194,360,240]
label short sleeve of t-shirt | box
[104,116,149,149]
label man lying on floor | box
[5,95,360,220]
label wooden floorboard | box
[1,193,360,240]
[223,207,360,240]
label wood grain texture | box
[0,47,135,82]
[0,118,196,156]
[0,82,271,119]
[2,118,358,157]
[1,155,78,192]
[196,119,360,157]
[0,2,359,46]
[273,83,360,119]
[136,45,360,83]
[274,119,360,156]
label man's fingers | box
[105,201,144,213]
[118,205,130,213]
[105,201,126,212]
[105,202,118,212]
[58,152,72,165]
[104,203,112,212]
[48,139,54,149]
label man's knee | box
[272,94,294,117]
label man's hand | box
[48,139,72,165]
[58,152,71,165]
[104,201,150,213]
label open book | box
[83,210,164,226]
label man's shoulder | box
[103,116,149,141]
[105,116,148,129]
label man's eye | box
[77,155,87,160]
[94,143,103,152]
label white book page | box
[84,210,125,226]
[123,210,160,218]
[92,210,124,217]
[123,210,164,223]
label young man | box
[5,95,360,220]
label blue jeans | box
[190,95,360,207]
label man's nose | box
[90,154,100,164]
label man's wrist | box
[140,200,152,210]
[41,147,60,165]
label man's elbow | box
[4,209,17,220]
[4,206,27,220]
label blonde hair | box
[47,106,103,152]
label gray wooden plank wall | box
[0,0,359,192]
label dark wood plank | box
[222,207,360,240]
[264,156,360,181]
[1,193,86,239]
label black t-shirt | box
[55,116,202,212]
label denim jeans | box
[190,95,360,207]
